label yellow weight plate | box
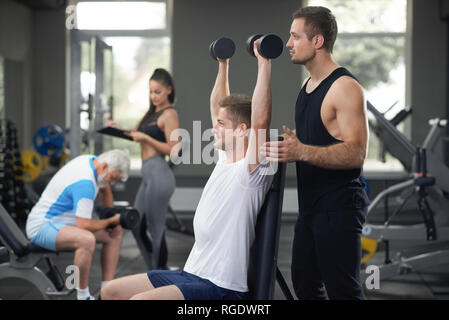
[16,150,43,183]
[361,236,378,265]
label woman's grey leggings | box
[134,155,175,269]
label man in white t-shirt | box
[25,149,130,300]
[101,41,275,300]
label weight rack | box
[0,119,31,229]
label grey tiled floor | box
[1,213,449,300]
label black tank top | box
[138,107,174,142]
[295,67,363,213]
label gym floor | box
[1,209,449,300]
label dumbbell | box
[209,37,235,61]
[97,206,140,230]
[246,34,284,59]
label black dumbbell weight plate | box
[258,34,284,59]
[211,37,235,60]
[209,39,218,60]
[120,207,140,229]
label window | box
[79,40,95,132]
[308,0,409,172]
[102,37,171,169]
[76,1,166,30]
[75,1,171,169]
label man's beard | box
[213,134,225,151]
[213,140,225,151]
[97,172,108,188]
[291,51,315,65]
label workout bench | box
[0,203,74,299]
[247,154,292,299]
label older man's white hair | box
[97,149,131,182]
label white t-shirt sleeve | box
[238,153,276,188]
[75,199,94,219]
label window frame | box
[72,0,173,171]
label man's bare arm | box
[298,140,366,169]
[210,60,230,126]
[76,215,120,233]
[99,184,114,207]
[248,42,272,172]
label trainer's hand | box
[126,130,147,143]
[260,126,303,162]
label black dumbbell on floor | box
[246,34,284,59]
[209,37,236,61]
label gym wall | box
[0,0,66,150]
[31,8,67,142]
[0,0,33,149]
[410,0,448,145]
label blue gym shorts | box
[29,221,66,251]
[147,269,247,300]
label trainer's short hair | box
[292,6,338,53]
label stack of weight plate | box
[0,120,31,229]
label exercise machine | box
[0,203,74,300]
[361,101,449,282]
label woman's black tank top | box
[138,107,174,142]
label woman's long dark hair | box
[137,68,176,130]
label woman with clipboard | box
[108,68,179,269]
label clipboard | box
[97,127,134,141]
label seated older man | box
[26,149,130,300]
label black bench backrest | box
[247,158,287,300]
[0,203,31,257]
